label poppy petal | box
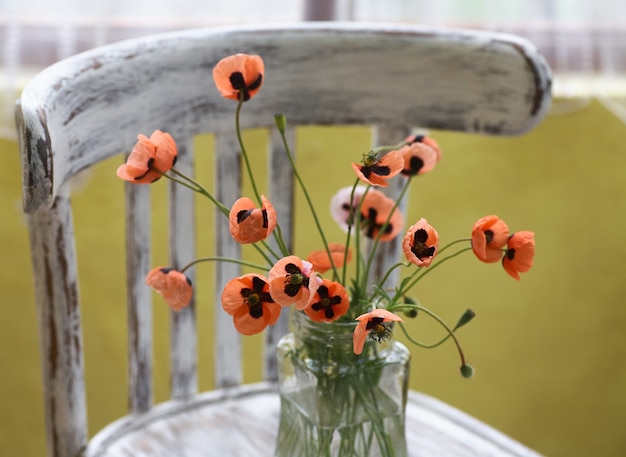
[502,231,535,280]
[213,54,264,102]
[145,267,193,311]
[471,215,509,263]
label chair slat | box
[368,125,412,290]
[126,182,153,412]
[27,185,88,457]
[263,128,296,381]
[168,138,198,398]
[214,133,242,388]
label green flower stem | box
[235,99,263,205]
[437,238,472,254]
[270,215,291,258]
[157,167,230,217]
[376,262,409,296]
[179,256,269,274]
[362,177,412,300]
[159,168,276,267]
[396,318,452,349]
[370,139,410,156]
[276,122,339,280]
[397,304,468,368]
[344,180,366,290]
[235,100,291,258]
[396,246,472,298]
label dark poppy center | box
[366,318,392,343]
[411,228,435,260]
[241,276,274,319]
[283,263,309,297]
[310,286,342,319]
[484,229,494,244]
[229,71,263,102]
[405,156,424,175]
[506,248,516,260]
[362,208,393,239]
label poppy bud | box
[453,309,476,331]
[460,363,475,378]
[403,308,418,319]
[274,113,287,134]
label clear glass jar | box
[274,310,411,457]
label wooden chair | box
[16,23,551,457]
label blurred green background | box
[1,98,626,456]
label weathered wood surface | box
[16,22,552,457]
[85,383,542,457]
[18,22,551,213]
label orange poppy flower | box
[307,243,352,274]
[502,231,535,280]
[351,150,403,187]
[330,185,368,232]
[268,256,319,310]
[229,195,277,244]
[221,273,281,335]
[471,215,509,263]
[399,135,440,176]
[402,218,439,267]
[359,189,404,242]
[353,308,403,355]
[116,130,178,184]
[303,279,350,322]
[145,267,192,311]
[212,54,264,102]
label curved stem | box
[397,246,472,298]
[179,256,269,273]
[158,167,230,217]
[397,304,467,367]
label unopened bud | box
[460,363,474,379]
[453,309,475,331]
[274,113,287,134]
[403,307,418,319]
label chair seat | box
[86,383,541,457]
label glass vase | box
[274,310,411,457]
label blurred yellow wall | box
[1,98,626,456]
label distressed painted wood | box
[125,181,153,413]
[168,138,198,399]
[17,23,552,457]
[18,22,551,213]
[264,128,296,381]
[85,382,543,457]
[214,132,243,388]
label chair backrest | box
[16,22,551,457]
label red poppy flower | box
[402,218,439,267]
[471,215,509,263]
[221,273,281,335]
[212,54,264,102]
[359,189,404,242]
[145,267,192,311]
[229,195,277,244]
[502,231,535,280]
[303,279,350,323]
[116,130,178,184]
[268,256,319,310]
[353,308,403,355]
[330,185,368,232]
[307,243,352,274]
[351,150,403,187]
[399,135,440,176]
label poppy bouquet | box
[116,53,536,376]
